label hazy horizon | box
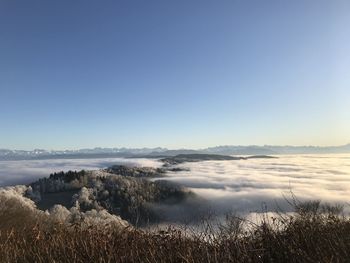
[2,142,350,152]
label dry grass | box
[1,200,350,262]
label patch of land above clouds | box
[0,166,205,229]
[161,153,277,165]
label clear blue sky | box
[0,0,349,150]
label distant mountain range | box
[1,144,350,161]
[203,144,350,155]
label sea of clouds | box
[159,154,350,214]
[1,154,350,215]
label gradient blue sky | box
[0,0,349,150]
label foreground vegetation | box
[0,199,349,262]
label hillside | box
[161,153,277,165]
[23,168,197,225]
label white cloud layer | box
[1,154,350,215]
[158,154,350,214]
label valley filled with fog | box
[158,154,350,215]
[1,154,349,216]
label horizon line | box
[1,143,350,152]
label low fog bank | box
[1,154,349,222]
[156,154,350,215]
[0,158,162,187]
